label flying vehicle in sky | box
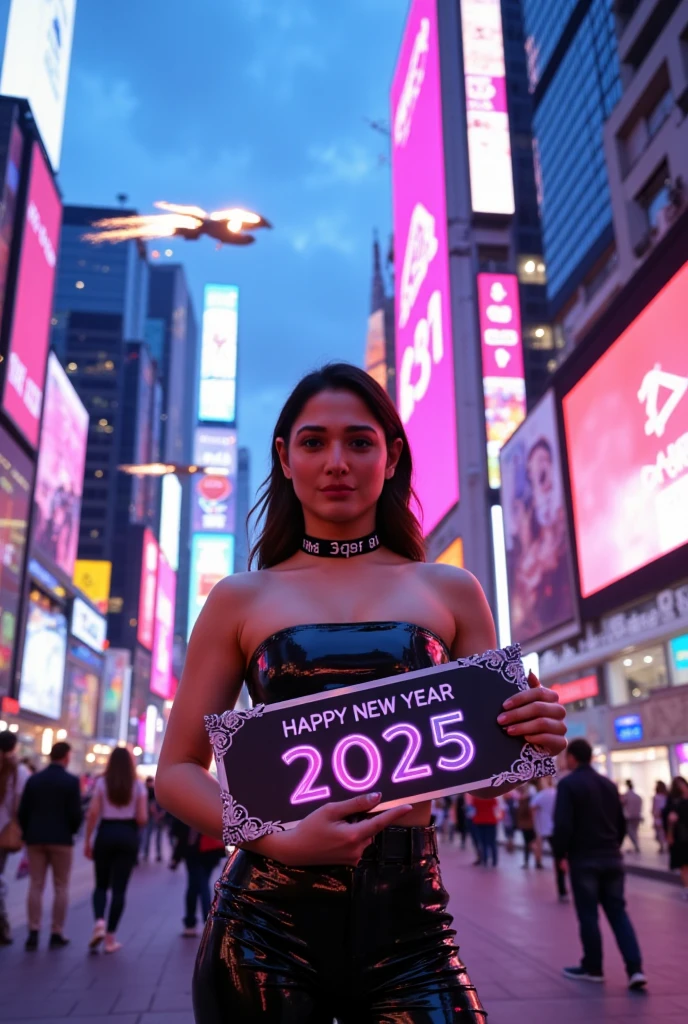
[82,201,272,246]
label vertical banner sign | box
[477,273,526,489]
[150,553,177,700]
[2,142,62,449]
[199,284,239,425]
[73,560,112,615]
[0,121,24,331]
[187,533,234,639]
[192,473,236,534]
[137,529,159,651]
[391,0,459,536]
[461,0,515,215]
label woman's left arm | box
[438,565,567,757]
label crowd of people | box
[0,732,225,951]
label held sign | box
[206,645,556,845]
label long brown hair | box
[249,363,425,569]
[0,731,18,804]
[104,746,136,807]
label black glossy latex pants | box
[193,827,486,1023]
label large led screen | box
[392,0,459,535]
[2,141,62,448]
[150,553,176,700]
[0,426,33,696]
[137,529,159,650]
[500,390,577,647]
[187,533,234,639]
[461,0,515,215]
[66,665,99,737]
[18,599,68,719]
[563,262,688,598]
[0,120,24,331]
[193,425,237,471]
[192,473,236,535]
[0,0,77,171]
[33,353,89,577]
[159,473,181,572]
[478,273,526,489]
[199,284,238,424]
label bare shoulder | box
[415,562,496,657]
[191,570,265,641]
[416,561,487,601]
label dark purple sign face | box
[206,646,556,845]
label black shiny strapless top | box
[245,621,451,706]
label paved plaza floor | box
[1,837,686,1023]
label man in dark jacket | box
[552,738,646,990]
[17,742,82,950]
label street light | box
[118,462,230,477]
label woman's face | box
[276,389,402,528]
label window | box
[606,645,669,705]
[517,255,547,284]
[637,162,671,229]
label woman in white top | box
[0,731,31,944]
[84,747,147,953]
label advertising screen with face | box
[150,553,177,700]
[187,533,234,639]
[563,262,688,598]
[500,390,577,647]
[18,599,68,719]
[391,0,459,535]
[0,426,33,696]
[33,354,89,577]
[137,529,159,651]
[2,142,62,448]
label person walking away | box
[84,747,147,953]
[652,781,668,854]
[454,793,468,849]
[663,776,688,899]
[502,791,518,854]
[171,821,226,937]
[622,780,642,853]
[516,785,540,868]
[553,738,646,989]
[17,742,82,950]
[142,777,165,862]
[531,777,568,901]
[0,732,31,944]
[470,796,500,867]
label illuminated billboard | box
[71,596,106,652]
[500,390,577,648]
[478,273,526,489]
[159,473,181,571]
[73,560,111,615]
[2,141,61,448]
[0,120,24,330]
[392,0,459,535]
[33,353,89,577]
[461,0,515,215]
[199,284,238,424]
[18,598,67,719]
[137,528,159,650]
[0,426,33,697]
[150,552,176,700]
[365,309,387,391]
[563,261,688,598]
[0,0,77,171]
[192,473,236,534]
[187,533,234,639]
[193,425,237,472]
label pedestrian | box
[516,785,540,868]
[84,747,148,953]
[142,776,165,862]
[530,777,568,900]
[0,731,31,944]
[155,364,566,1021]
[651,780,668,854]
[17,741,82,950]
[553,738,646,990]
[502,791,518,853]
[171,821,226,937]
[663,776,688,898]
[622,780,642,853]
[470,795,500,867]
[454,793,468,849]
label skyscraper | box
[364,234,396,399]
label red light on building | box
[551,675,599,705]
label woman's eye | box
[350,438,372,448]
[302,438,322,449]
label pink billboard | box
[392,0,459,535]
[33,354,89,578]
[563,261,688,598]
[137,528,159,651]
[2,142,62,449]
[150,552,176,700]
[461,0,515,215]
[478,273,526,489]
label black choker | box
[302,531,380,558]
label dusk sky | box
[0,0,407,496]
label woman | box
[652,780,668,854]
[516,784,540,868]
[664,776,688,898]
[467,795,501,868]
[0,732,31,944]
[84,747,147,952]
[156,364,566,1022]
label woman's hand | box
[84,840,93,860]
[496,670,567,756]
[246,792,413,867]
